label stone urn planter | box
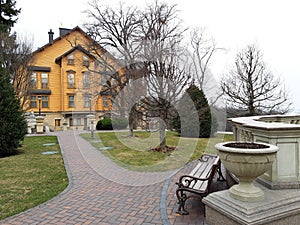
[215,142,278,202]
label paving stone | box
[0,131,227,225]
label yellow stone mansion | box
[25,26,119,131]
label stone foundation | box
[203,183,300,225]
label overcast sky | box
[13,0,300,113]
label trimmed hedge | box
[96,118,112,130]
[96,118,128,130]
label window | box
[76,118,81,126]
[41,96,49,108]
[30,73,37,88]
[30,95,48,108]
[68,95,75,108]
[68,54,74,65]
[30,96,37,108]
[69,118,73,126]
[83,72,90,88]
[84,96,91,108]
[103,96,109,108]
[41,73,48,88]
[83,55,89,67]
[68,73,75,88]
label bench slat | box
[193,180,208,192]
[185,162,211,188]
[189,161,207,176]
[193,163,214,179]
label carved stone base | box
[203,183,300,225]
[230,181,264,202]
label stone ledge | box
[257,177,300,190]
[203,183,300,225]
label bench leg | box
[217,165,226,182]
[176,189,189,215]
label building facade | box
[25,26,117,131]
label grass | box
[82,131,233,172]
[0,136,68,220]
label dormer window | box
[68,54,74,65]
[83,55,89,67]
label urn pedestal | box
[36,116,44,134]
[215,142,278,202]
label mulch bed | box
[149,145,176,153]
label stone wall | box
[229,115,300,189]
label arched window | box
[68,73,75,88]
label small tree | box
[0,0,33,109]
[221,44,292,116]
[0,67,27,157]
[0,0,28,157]
[174,84,212,138]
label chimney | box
[48,29,54,43]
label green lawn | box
[0,136,68,220]
[82,131,233,172]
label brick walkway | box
[0,131,226,225]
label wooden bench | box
[175,153,225,215]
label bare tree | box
[189,27,224,106]
[84,0,143,136]
[190,28,217,89]
[139,2,192,150]
[84,1,193,149]
[221,44,292,116]
[0,32,34,109]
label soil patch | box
[224,142,269,149]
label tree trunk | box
[248,100,256,116]
[159,115,166,149]
[128,111,134,137]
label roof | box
[33,25,124,71]
[55,44,96,66]
[34,26,92,54]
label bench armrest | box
[176,175,210,188]
[199,154,219,164]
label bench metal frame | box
[175,154,225,215]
